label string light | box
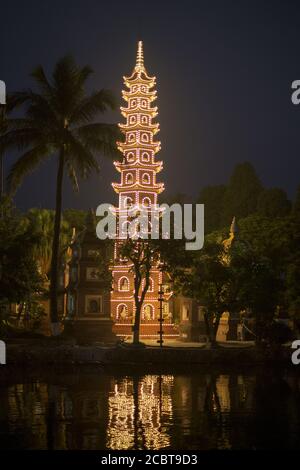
[111,41,173,333]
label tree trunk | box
[204,311,220,348]
[132,271,150,345]
[213,313,222,341]
[204,311,213,343]
[133,299,141,344]
[49,149,65,335]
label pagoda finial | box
[136,40,144,69]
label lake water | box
[0,366,300,450]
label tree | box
[222,162,263,226]
[0,198,44,332]
[285,256,300,326]
[119,234,188,345]
[294,184,300,216]
[197,185,226,233]
[1,56,120,334]
[63,208,87,233]
[229,248,281,345]
[181,242,231,346]
[257,188,291,218]
[120,239,160,345]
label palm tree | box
[1,56,120,334]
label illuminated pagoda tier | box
[111,41,178,339]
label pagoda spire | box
[135,40,144,70]
[230,216,239,238]
[113,41,164,198]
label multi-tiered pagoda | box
[111,42,176,338]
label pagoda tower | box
[111,41,174,338]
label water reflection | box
[107,375,173,449]
[0,370,300,449]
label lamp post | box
[157,284,164,347]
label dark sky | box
[1,0,300,210]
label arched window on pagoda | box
[141,151,150,162]
[120,220,130,237]
[130,99,137,108]
[141,133,149,142]
[119,277,129,291]
[128,133,135,143]
[142,173,150,184]
[127,151,135,162]
[141,99,147,108]
[141,115,148,125]
[129,115,136,125]
[125,173,134,185]
[148,277,154,292]
[117,303,128,320]
[123,196,133,209]
[141,85,147,92]
[142,197,151,207]
[143,304,154,320]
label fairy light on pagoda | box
[112,40,164,207]
[111,41,170,337]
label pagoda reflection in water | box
[107,375,173,449]
[2,371,299,450]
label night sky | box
[1,0,300,210]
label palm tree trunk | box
[49,149,65,335]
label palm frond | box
[7,90,36,110]
[66,161,79,192]
[76,65,94,88]
[7,144,52,193]
[75,122,121,158]
[0,127,43,152]
[4,56,118,197]
[70,90,118,124]
[65,131,100,178]
[53,56,93,117]
[31,65,54,100]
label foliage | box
[26,208,71,277]
[0,198,45,332]
[179,242,231,344]
[197,185,226,233]
[63,208,87,233]
[257,188,291,218]
[228,248,281,343]
[285,257,300,320]
[4,56,120,194]
[221,162,263,226]
[294,184,300,215]
[1,55,120,326]
[265,321,294,346]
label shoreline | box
[4,340,294,367]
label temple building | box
[64,211,116,343]
[111,41,178,339]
